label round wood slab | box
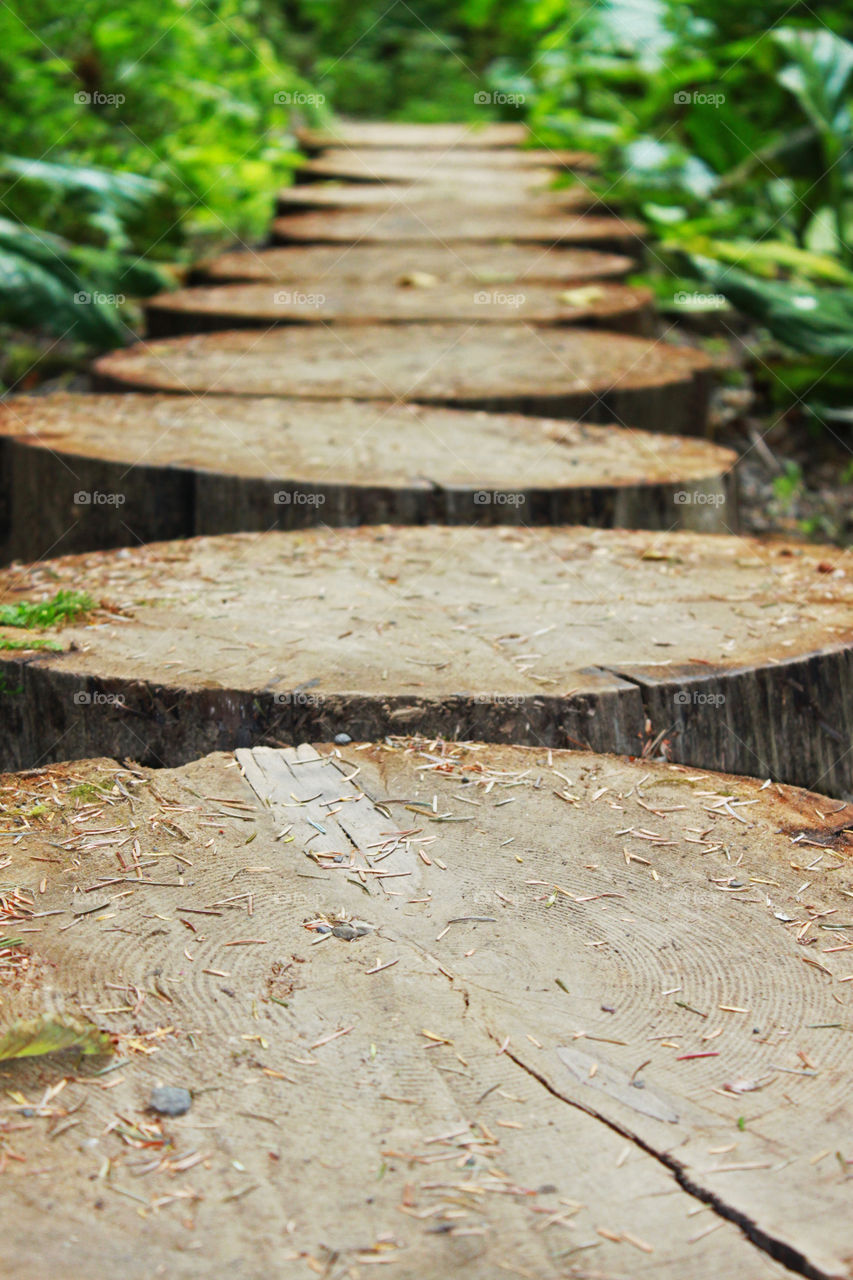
[198,243,635,287]
[296,148,596,182]
[143,281,654,337]
[0,393,736,560]
[295,120,531,149]
[93,326,713,434]
[1,527,851,794]
[272,209,644,253]
[275,182,600,212]
[7,741,849,1276]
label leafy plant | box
[0,591,94,630]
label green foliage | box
[0,0,308,355]
[0,591,94,630]
[691,260,853,361]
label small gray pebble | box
[332,923,371,941]
[149,1085,192,1116]
[334,733,352,745]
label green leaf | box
[0,1014,112,1062]
[691,256,853,358]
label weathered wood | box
[0,393,737,560]
[196,243,635,287]
[93,326,712,434]
[2,739,852,1276]
[295,148,597,183]
[294,120,532,150]
[143,281,655,337]
[1,527,851,794]
[275,181,602,213]
[272,208,644,253]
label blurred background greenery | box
[2,0,852,433]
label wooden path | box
[1,119,852,1280]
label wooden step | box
[275,182,601,213]
[143,281,654,337]
[196,243,635,287]
[296,148,597,183]
[2,739,851,1276]
[0,393,736,560]
[294,119,531,149]
[1,526,850,793]
[93,325,712,434]
[271,209,644,253]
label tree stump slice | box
[294,120,534,149]
[1,527,850,794]
[2,739,853,1276]
[197,243,635,287]
[271,209,644,253]
[275,182,601,212]
[93,325,712,434]
[143,282,655,337]
[296,148,596,182]
[0,392,737,561]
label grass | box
[0,590,93,630]
[0,636,62,651]
[68,780,112,802]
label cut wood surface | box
[197,243,635,286]
[2,738,852,1277]
[294,120,532,149]
[275,181,602,212]
[272,208,644,252]
[143,281,654,337]
[93,325,711,434]
[0,393,736,560]
[296,148,597,183]
[1,527,850,794]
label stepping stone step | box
[93,325,712,434]
[0,393,736,560]
[296,148,596,183]
[1,526,850,794]
[295,119,532,149]
[4,739,851,1277]
[143,281,654,337]
[271,208,644,253]
[198,243,634,287]
[275,181,601,212]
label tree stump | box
[296,148,597,184]
[143,282,654,337]
[294,120,534,149]
[0,392,736,560]
[2,738,853,1275]
[271,209,644,253]
[196,243,635,287]
[1,527,850,794]
[275,182,602,213]
[93,325,711,434]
